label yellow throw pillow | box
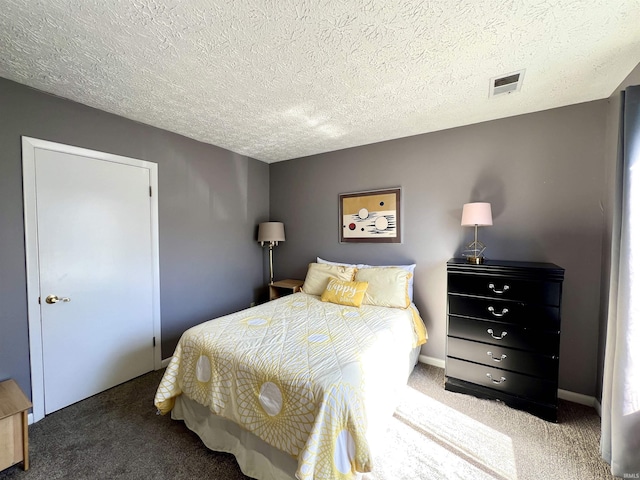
[301,263,357,296]
[321,279,369,307]
[354,267,412,308]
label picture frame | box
[339,188,401,243]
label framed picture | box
[339,188,401,243]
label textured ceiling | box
[1,1,639,163]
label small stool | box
[0,379,32,471]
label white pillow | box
[316,257,356,268]
[317,257,416,301]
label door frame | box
[22,136,162,422]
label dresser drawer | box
[448,316,560,355]
[448,273,561,306]
[447,337,559,379]
[448,295,560,329]
[446,357,557,405]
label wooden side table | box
[269,279,304,301]
[0,379,32,472]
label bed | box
[155,262,427,480]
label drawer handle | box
[487,351,507,362]
[488,306,509,317]
[488,283,510,294]
[486,373,507,384]
[487,328,507,340]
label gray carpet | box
[395,365,615,480]
[0,364,615,480]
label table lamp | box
[461,202,493,264]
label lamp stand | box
[268,242,275,284]
[466,224,486,264]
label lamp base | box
[466,256,485,265]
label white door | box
[23,139,160,416]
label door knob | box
[45,295,71,304]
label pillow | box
[354,267,412,308]
[316,257,357,268]
[321,279,369,307]
[317,257,416,301]
[302,263,357,296]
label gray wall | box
[596,63,640,401]
[270,101,607,396]
[0,78,270,398]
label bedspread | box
[155,292,426,480]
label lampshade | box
[258,222,285,245]
[461,203,493,227]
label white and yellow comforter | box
[155,292,426,480]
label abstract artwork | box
[339,188,401,243]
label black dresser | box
[445,258,564,422]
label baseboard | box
[418,355,445,369]
[593,398,602,417]
[28,412,34,425]
[557,389,596,408]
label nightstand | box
[0,379,32,472]
[269,279,303,301]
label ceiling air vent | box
[489,69,525,98]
